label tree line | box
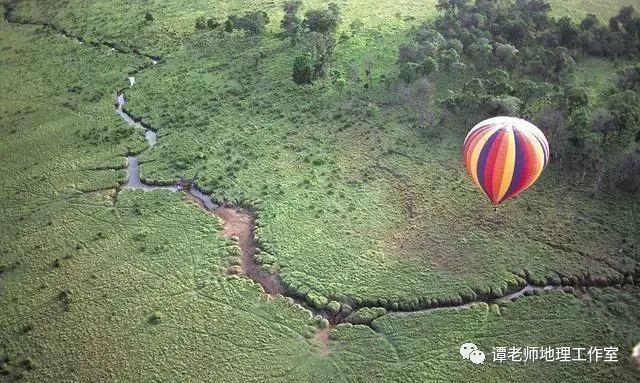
[187,0,639,197]
[396,0,640,197]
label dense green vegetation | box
[1,0,639,381]
[395,1,640,201]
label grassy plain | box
[1,0,640,381]
[18,0,638,303]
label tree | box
[410,78,436,128]
[436,0,471,15]
[534,107,567,160]
[304,32,335,78]
[485,77,513,96]
[468,39,492,68]
[349,19,364,35]
[463,78,484,94]
[516,79,540,109]
[616,5,636,26]
[613,149,640,196]
[346,62,360,94]
[399,62,420,84]
[292,53,314,84]
[421,56,438,76]
[516,0,552,30]
[494,43,518,68]
[616,64,640,91]
[144,11,154,22]
[564,86,588,114]
[394,78,436,128]
[451,62,468,73]
[590,108,617,142]
[492,95,522,115]
[555,16,579,48]
[445,38,463,54]
[282,0,303,41]
[580,13,600,30]
[228,11,270,35]
[576,135,605,192]
[609,16,620,32]
[625,17,640,47]
[398,41,429,64]
[608,90,640,140]
[304,3,341,35]
[415,27,446,48]
[549,47,575,81]
[438,48,460,71]
[502,21,529,46]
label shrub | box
[399,62,420,83]
[334,77,346,94]
[224,19,234,33]
[421,56,438,75]
[438,48,459,71]
[228,11,270,35]
[56,290,70,312]
[206,18,219,30]
[19,358,34,371]
[195,17,207,30]
[292,53,314,84]
[327,301,341,314]
[148,311,163,325]
[349,307,386,325]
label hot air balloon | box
[463,116,549,206]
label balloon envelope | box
[463,116,549,205]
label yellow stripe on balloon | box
[496,127,516,202]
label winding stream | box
[116,94,156,147]
[115,90,576,324]
[116,93,285,296]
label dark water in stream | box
[116,94,156,147]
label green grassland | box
[16,0,639,304]
[2,0,640,381]
[547,0,640,20]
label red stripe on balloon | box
[463,125,492,177]
[463,125,492,161]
